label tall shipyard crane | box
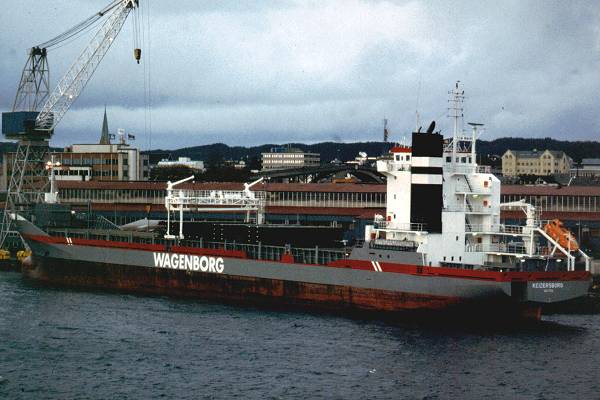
[0,0,141,248]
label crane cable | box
[147,0,153,152]
[143,0,153,152]
[42,16,106,52]
[131,1,143,64]
[136,0,152,152]
[36,0,121,49]
[140,1,149,151]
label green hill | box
[145,137,600,164]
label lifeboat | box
[543,219,579,252]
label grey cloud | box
[1,0,599,149]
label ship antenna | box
[415,110,420,133]
[448,80,465,164]
[467,122,484,165]
[415,73,422,132]
[383,118,389,143]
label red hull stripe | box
[329,259,590,282]
[23,234,591,283]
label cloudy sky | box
[1,0,599,149]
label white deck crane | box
[164,177,267,240]
[0,0,141,248]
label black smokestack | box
[410,126,443,233]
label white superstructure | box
[366,83,590,272]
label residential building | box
[502,149,572,176]
[261,147,320,171]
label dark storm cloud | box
[1,0,599,149]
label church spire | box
[100,106,111,145]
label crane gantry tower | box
[0,0,141,248]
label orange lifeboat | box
[543,219,579,252]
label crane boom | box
[36,0,138,131]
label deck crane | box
[0,0,141,248]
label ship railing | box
[370,238,417,252]
[377,160,411,173]
[46,228,349,266]
[454,182,491,194]
[465,243,529,254]
[170,190,267,208]
[373,221,425,231]
[465,224,526,235]
[175,189,267,200]
[537,219,557,228]
[465,243,554,256]
[183,239,348,266]
[445,165,491,175]
[48,228,157,244]
[445,204,492,213]
[483,261,518,270]
[483,259,572,272]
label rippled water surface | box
[1,272,599,399]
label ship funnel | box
[410,129,444,233]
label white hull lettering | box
[531,282,564,289]
[153,252,224,274]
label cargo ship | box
[14,85,592,322]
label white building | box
[261,147,320,171]
[571,158,600,178]
[157,157,205,172]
